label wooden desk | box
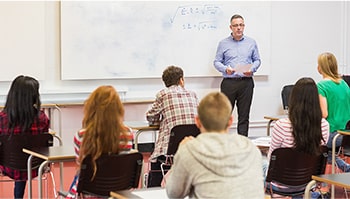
[304,173,350,199]
[124,121,160,151]
[23,146,76,199]
[313,174,350,189]
[263,115,287,136]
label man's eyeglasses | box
[231,24,245,28]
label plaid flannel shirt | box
[0,110,50,180]
[147,85,198,162]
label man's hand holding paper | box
[234,64,252,74]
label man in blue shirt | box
[214,14,261,137]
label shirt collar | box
[231,33,245,41]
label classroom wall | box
[0,1,349,145]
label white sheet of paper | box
[234,64,252,73]
[251,136,271,147]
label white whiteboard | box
[61,1,271,80]
[0,2,46,81]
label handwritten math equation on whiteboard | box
[170,4,223,31]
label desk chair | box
[77,152,143,198]
[342,75,350,87]
[160,124,200,183]
[335,121,350,160]
[265,146,328,198]
[336,132,350,196]
[332,121,350,173]
[281,84,293,114]
[0,133,60,197]
[332,121,350,198]
[263,85,293,136]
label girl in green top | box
[317,52,350,148]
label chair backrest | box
[342,75,350,87]
[281,84,294,112]
[340,120,350,145]
[0,133,53,171]
[266,146,328,187]
[77,152,143,197]
[166,124,201,155]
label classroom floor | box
[0,153,348,198]
[0,161,77,199]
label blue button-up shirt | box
[214,34,261,78]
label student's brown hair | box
[79,85,129,179]
[162,65,183,87]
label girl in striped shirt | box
[264,77,329,194]
[66,85,134,198]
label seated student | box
[165,92,264,198]
[65,85,134,198]
[146,65,199,187]
[0,75,50,199]
[264,77,329,195]
[316,52,350,149]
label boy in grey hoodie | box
[166,92,264,199]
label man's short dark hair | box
[162,66,183,87]
[230,14,244,22]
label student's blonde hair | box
[318,52,341,83]
[79,85,128,179]
[197,92,232,132]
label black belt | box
[224,77,252,80]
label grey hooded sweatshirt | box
[166,132,264,199]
